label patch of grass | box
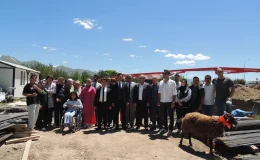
[254,114,260,120]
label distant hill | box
[0,55,95,75]
[54,65,95,75]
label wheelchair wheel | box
[60,116,64,130]
[76,112,83,130]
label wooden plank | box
[0,123,15,131]
[22,140,32,160]
[222,138,260,147]
[0,112,28,123]
[0,133,13,143]
[13,133,31,138]
[217,133,260,141]
[5,135,40,145]
[227,129,260,136]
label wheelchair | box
[60,108,84,132]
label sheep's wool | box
[182,112,225,140]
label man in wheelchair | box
[62,91,83,132]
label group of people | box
[22,67,235,134]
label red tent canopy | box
[127,67,260,78]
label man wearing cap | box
[157,69,177,134]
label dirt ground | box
[0,127,225,160]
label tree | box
[97,70,118,78]
[71,71,81,81]
[81,71,91,83]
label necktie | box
[102,87,105,102]
[128,83,131,97]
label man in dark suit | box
[113,73,127,130]
[94,78,114,130]
[125,75,136,129]
[133,75,150,130]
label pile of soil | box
[233,84,260,101]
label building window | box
[20,71,23,85]
[23,71,25,85]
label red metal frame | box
[128,67,260,77]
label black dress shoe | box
[145,128,149,131]
[96,127,101,130]
[114,126,119,130]
[150,127,156,131]
[135,127,140,130]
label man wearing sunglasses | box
[212,68,235,116]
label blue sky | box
[0,0,260,80]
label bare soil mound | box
[233,84,260,101]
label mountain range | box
[0,55,95,75]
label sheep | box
[179,112,238,155]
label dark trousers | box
[176,107,190,129]
[46,107,54,125]
[107,109,113,125]
[95,108,99,125]
[97,102,108,128]
[150,101,159,128]
[36,106,47,129]
[113,100,126,128]
[136,100,148,128]
[54,102,64,126]
[159,102,174,131]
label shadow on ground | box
[178,145,222,160]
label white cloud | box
[174,60,196,65]
[102,53,109,56]
[139,45,146,48]
[109,59,112,61]
[130,54,142,58]
[97,26,103,30]
[96,53,99,55]
[49,48,56,51]
[32,44,40,47]
[33,45,56,51]
[123,38,133,42]
[186,53,210,60]
[63,61,68,64]
[73,18,95,30]
[165,53,210,61]
[62,53,67,55]
[73,55,79,58]
[132,69,139,72]
[165,53,186,59]
[154,49,169,53]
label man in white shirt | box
[201,75,215,116]
[157,70,177,133]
